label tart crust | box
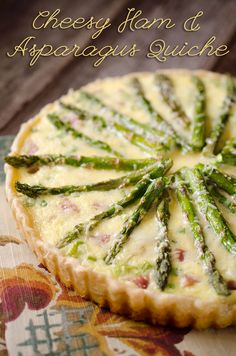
[5,70,236,329]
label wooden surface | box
[1,0,236,135]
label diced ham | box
[181,275,199,287]
[27,140,39,155]
[59,198,80,213]
[227,280,236,290]
[132,275,149,289]
[175,248,185,262]
[100,234,110,243]
[92,234,111,244]
[63,113,78,128]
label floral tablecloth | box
[0,135,235,356]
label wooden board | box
[0,0,236,134]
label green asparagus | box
[48,113,121,157]
[80,91,159,136]
[217,153,236,166]
[112,121,165,154]
[191,76,207,150]
[217,140,236,165]
[175,172,229,296]
[60,101,107,129]
[61,100,167,152]
[104,177,166,264]
[199,163,236,196]
[5,154,156,171]
[155,73,190,126]
[204,74,236,155]
[154,193,171,290]
[208,185,236,215]
[15,159,172,198]
[57,161,172,249]
[81,91,191,152]
[131,77,158,116]
[183,167,236,256]
[130,77,191,151]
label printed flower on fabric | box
[52,282,190,356]
[93,308,190,356]
[0,264,56,322]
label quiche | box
[5,69,236,329]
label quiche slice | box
[5,70,236,329]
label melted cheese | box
[12,70,236,302]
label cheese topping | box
[9,70,236,302]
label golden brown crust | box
[5,69,236,329]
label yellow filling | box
[11,70,236,302]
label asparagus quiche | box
[5,69,236,329]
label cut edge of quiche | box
[5,69,236,329]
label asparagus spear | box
[155,74,190,126]
[130,77,191,151]
[131,77,159,118]
[208,185,236,215]
[198,163,236,196]
[175,172,229,296]
[80,91,171,147]
[191,76,207,151]
[48,113,121,157]
[217,153,236,166]
[220,139,236,154]
[183,167,236,256]
[61,101,167,153]
[60,102,107,129]
[204,74,236,155]
[15,159,172,198]
[57,161,172,249]
[217,140,236,165]
[81,91,188,151]
[5,154,156,171]
[104,177,166,264]
[154,193,171,290]
[112,121,165,154]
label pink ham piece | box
[63,113,78,128]
[175,248,185,262]
[132,275,149,289]
[59,198,80,213]
[27,140,39,155]
[92,234,111,244]
[227,280,236,290]
[100,234,111,243]
[181,275,199,287]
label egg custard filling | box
[5,70,236,328]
